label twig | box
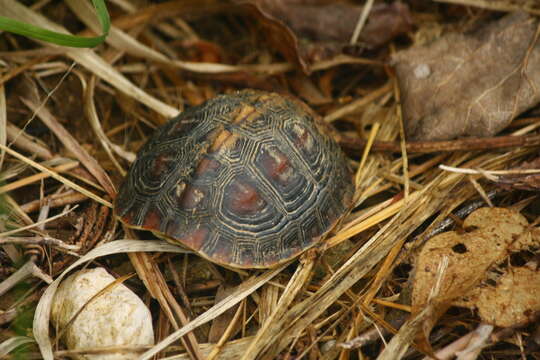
[0,236,80,252]
[350,0,375,44]
[338,133,540,153]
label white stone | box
[51,268,154,360]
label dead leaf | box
[393,12,540,140]
[240,0,412,73]
[412,207,533,342]
[460,265,540,327]
[208,285,240,343]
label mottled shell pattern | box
[115,90,354,268]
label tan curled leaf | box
[411,207,531,344]
[413,207,530,309]
[393,12,540,140]
[462,266,540,327]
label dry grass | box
[0,1,538,360]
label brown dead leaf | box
[208,284,240,343]
[459,265,540,327]
[412,207,533,342]
[393,12,540,140]
[240,0,412,73]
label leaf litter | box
[0,1,539,360]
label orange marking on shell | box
[292,124,313,150]
[229,181,265,215]
[232,105,256,124]
[182,227,208,251]
[120,209,135,225]
[209,130,233,152]
[179,185,205,210]
[266,149,290,179]
[142,208,161,230]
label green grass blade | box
[0,0,110,48]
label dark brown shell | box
[115,90,354,268]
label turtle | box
[115,90,354,268]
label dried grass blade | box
[260,177,457,359]
[0,0,178,118]
[327,192,421,248]
[6,122,53,160]
[33,239,188,360]
[241,257,315,360]
[0,85,5,170]
[128,251,203,360]
[0,144,111,208]
[0,160,79,193]
[140,265,287,360]
[324,82,392,123]
[434,0,540,15]
[376,305,432,360]
[0,336,35,357]
[20,97,116,197]
[66,0,291,75]
[84,76,132,176]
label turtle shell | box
[115,90,354,268]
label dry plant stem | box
[339,133,540,153]
[206,301,244,360]
[350,0,375,44]
[140,265,286,360]
[85,75,134,171]
[127,251,203,360]
[0,85,6,170]
[456,324,494,360]
[0,0,179,118]
[0,236,80,252]
[20,190,88,213]
[20,97,116,197]
[6,122,54,160]
[434,0,540,15]
[261,171,461,359]
[0,161,78,193]
[0,55,51,86]
[377,305,433,360]
[0,205,76,237]
[0,144,112,208]
[324,82,392,123]
[241,256,315,360]
[0,337,36,357]
[53,345,151,358]
[0,308,17,326]
[326,191,421,248]
[467,177,493,207]
[0,260,52,297]
[337,237,408,355]
[67,0,292,75]
[422,324,493,360]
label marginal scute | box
[115,90,354,268]
[181,227,209,251]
